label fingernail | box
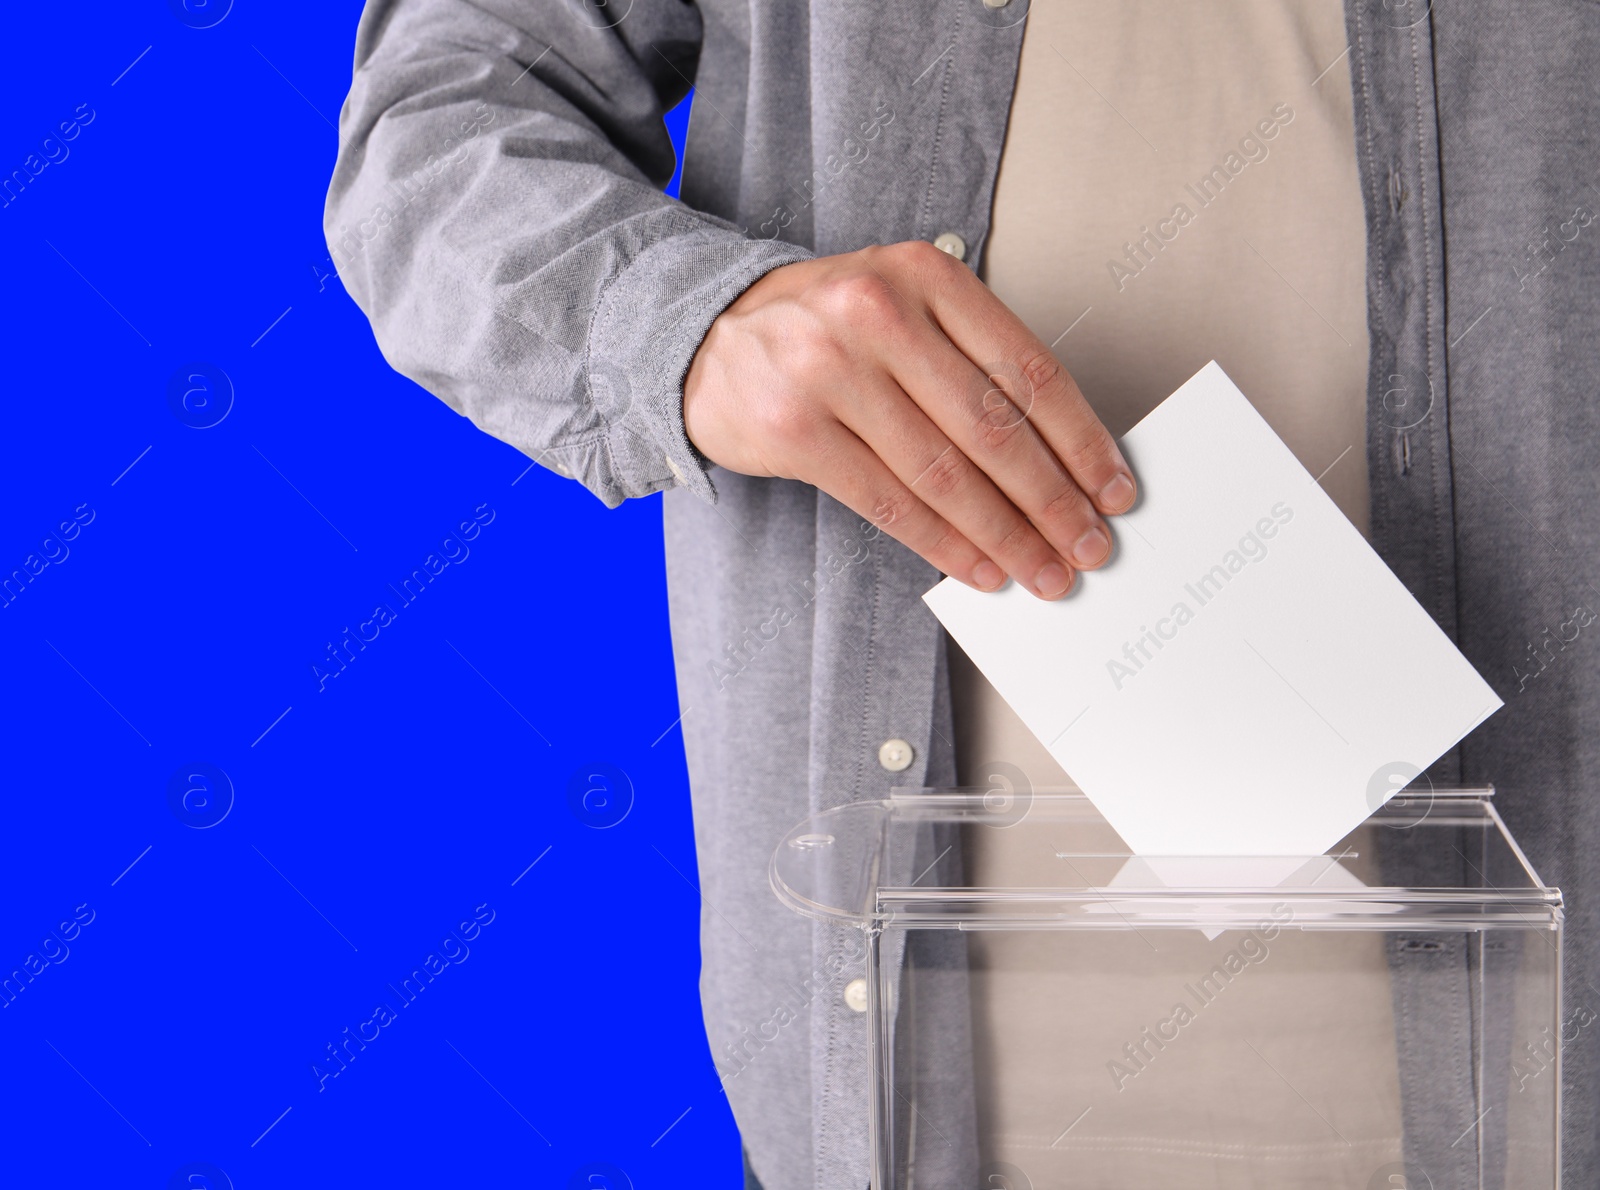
[1071,526,1110,568]
[1098,473,1136,512]
[972,560,1004,590]
[1035,561,1074,598]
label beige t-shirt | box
[953,4,1401,1186]
[955,0,1372,789]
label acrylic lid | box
[770,788,1561,932]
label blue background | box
[0,4,724,1187]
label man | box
[326,1,1599,1186]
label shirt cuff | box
[580,225,813,507]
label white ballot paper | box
[923,361,1502,857]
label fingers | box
[687,241,1136,604]
[845,245,1115,577]
[1000,346,1137,515]
[831,377,1081,599]
[795,421,1007,594]
[885,324,1115,576]
[903,242,1139,516]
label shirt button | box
[665,455,687,484]
[932,232,967,261]
[878,738,914,772]
[983,0,1011,7]
[843,978,869,1012]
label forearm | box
[325,0,812,506]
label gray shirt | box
[326,2,1600,1186]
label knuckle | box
[973,413,1025,454]
[1018,348,1067,402]
[1059,429,1119,480]
[915,448,969,501]
[757,397,823,453]
[891,238,945,269]
[821,270,898,326]
[993,515,1045,561]
[924,524,975,569]
[869,488,914,532]
[864,241,899,265]
[1038,482,1092,528]
[923,521,961,556]
[976,369,1034,433]
[906,238,965,288]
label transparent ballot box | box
[771,788,1563,1190]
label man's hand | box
[682,240,1137,599]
